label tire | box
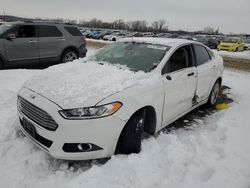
[112,38,116,41]
[61,49,79,63]
[116,110,145,154]
[235,47,238,52]
[207,81,221,107]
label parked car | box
[0,22,87,69]
[153,33,176,38]
[217,37,245,52]
[142,32,155,37]
[178,35,193,40]
[126,32,144,37]
[193,35,218,49]
[103,32,126,41]
[244,38,250,50]
[87,31,101,39]
[92,30,112,40]
[17,38,223,160]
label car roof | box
[5,21,77,27]
[119,37,201,48]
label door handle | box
[28,40,37,43]
[59,38,66,41]
[187,72,194,77]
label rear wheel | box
[207,81,221,107]
[235,47,238,52]
[116,110,145,154]
[61,49,78,63]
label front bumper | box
[218,46,237,52]
[17,87,126,160]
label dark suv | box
[0,22,87,69]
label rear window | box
[64,27,82,36]
[37,25,62,37]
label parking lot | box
[0,45,250,187]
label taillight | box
[81,36,86,45]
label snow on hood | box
[23,59,154,109]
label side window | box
[16,25,36,38]
[207,48,214,59]
[64,27,82,36]
[162,45,193,74]
[37,25,62,37]
[193,45,210,66]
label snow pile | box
[86,38,113,44]
[213,50,250,60]
[24,60,155,108]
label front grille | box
[20,118,53,148]
[18,96,59,131]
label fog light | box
[77,143,92,152]
[62,143,103,153]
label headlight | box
[59,102,122,120]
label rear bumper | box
[17,87,126,160]
[79,47,87,58]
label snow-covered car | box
[103,32,125,41]
[17,38,223,160]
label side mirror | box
[6,33,16,40]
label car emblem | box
[30,94,36,99]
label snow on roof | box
[120,37,193,48]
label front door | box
[162,45,197,126]
[4,25,39,63]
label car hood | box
[23,60,151,109]
[220,42,237,46]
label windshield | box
[90,42,170,72]
[245,39,250,43]
[0,23,13,36]
[223,38,239,43]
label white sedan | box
[17,38,223,160]
[103,32,125,41]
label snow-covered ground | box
[213,50,250,60]
[0,48,250,188]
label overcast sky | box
[1,0,250,33]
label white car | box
[103,32,125,41]
[17,38,223,160]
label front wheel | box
[116,110,145,154]
[61,49,78,63]
[207,81,221,107]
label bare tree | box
[113,19,127,29]
[128,20,147,31]
[152,19,168,32]
[203,26,214,34]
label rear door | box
[162,45,197,125]
[37,25,65,60]
[4,25,39,62]
[193,44,217,102]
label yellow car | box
[217,37,245,52]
